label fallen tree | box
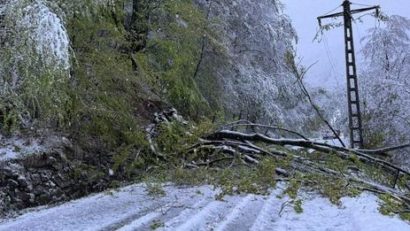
[148,114,410,215]
[183,123,410,208]
[205,129,410,176]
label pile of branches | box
[183,120,410,207]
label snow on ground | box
[310,137,349,148]
[0,134,71,162]
[0,136,46,162]
[0,183,409,231]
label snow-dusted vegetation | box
[360,15,410,148]
[0,0,409,230]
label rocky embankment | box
[0,108,183,218]
[0,139,114,218]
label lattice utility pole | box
[317,0,380,149]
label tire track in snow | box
[0,185,152,231]
[170,197,237,231]
[132,187,218,231]
[215,195,265,231]
[100,186,212,231]
[250,188,287,231]
[96,202,166,231]
[96,186,183,231]
[115,203,174,231]
[158,192,217,230]
[213,195,254,231]
[2,184,410,231]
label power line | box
[322,4,343,17]
[353,19,365,54]
[350,2,373,8]
[323,33,341,88]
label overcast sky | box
[283,0,410,89]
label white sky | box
[283,0,410,89]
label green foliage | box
[0,0,140,136]
[62,0,220,170]
[0,95,26,133]
[141,156,277,198]
[112,145,134,172]
[109,180,122,189]
[21,69,73,127]
[156,122,190,155]
[145,182,166,197]
[71,163,106,182]
[215,167,262,197]
[171,167,215,185]
[284,178,301,199]
[150,220,165,230]
[0,57,72,133]
[0,0,219,173]
[285,173,360,206]
[302,147,398,189]
[293,199,303,214]
[256,158,277,185]
[397,174,410,189]
[379,194,410,221]
[363,130,386,148]
[136,141,408,221]
[0,0,73,132]
[191,159,275,197]
[155,119,215,163]
[135,0,213,118]
[66,2,150,158]
[320,178,346,205]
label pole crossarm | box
[350,6,380,16]
[317,5,380,26]
[318,12,344,21]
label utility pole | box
[317,0,380,149]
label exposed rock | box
[29,173,41,183]
[15,191,31,202]
[6,179,18,189]
[16,176,29,188]
[0,148,124,218]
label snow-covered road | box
[0,184,409,231]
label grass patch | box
[379,194,410,221]
[145,182,166,197]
